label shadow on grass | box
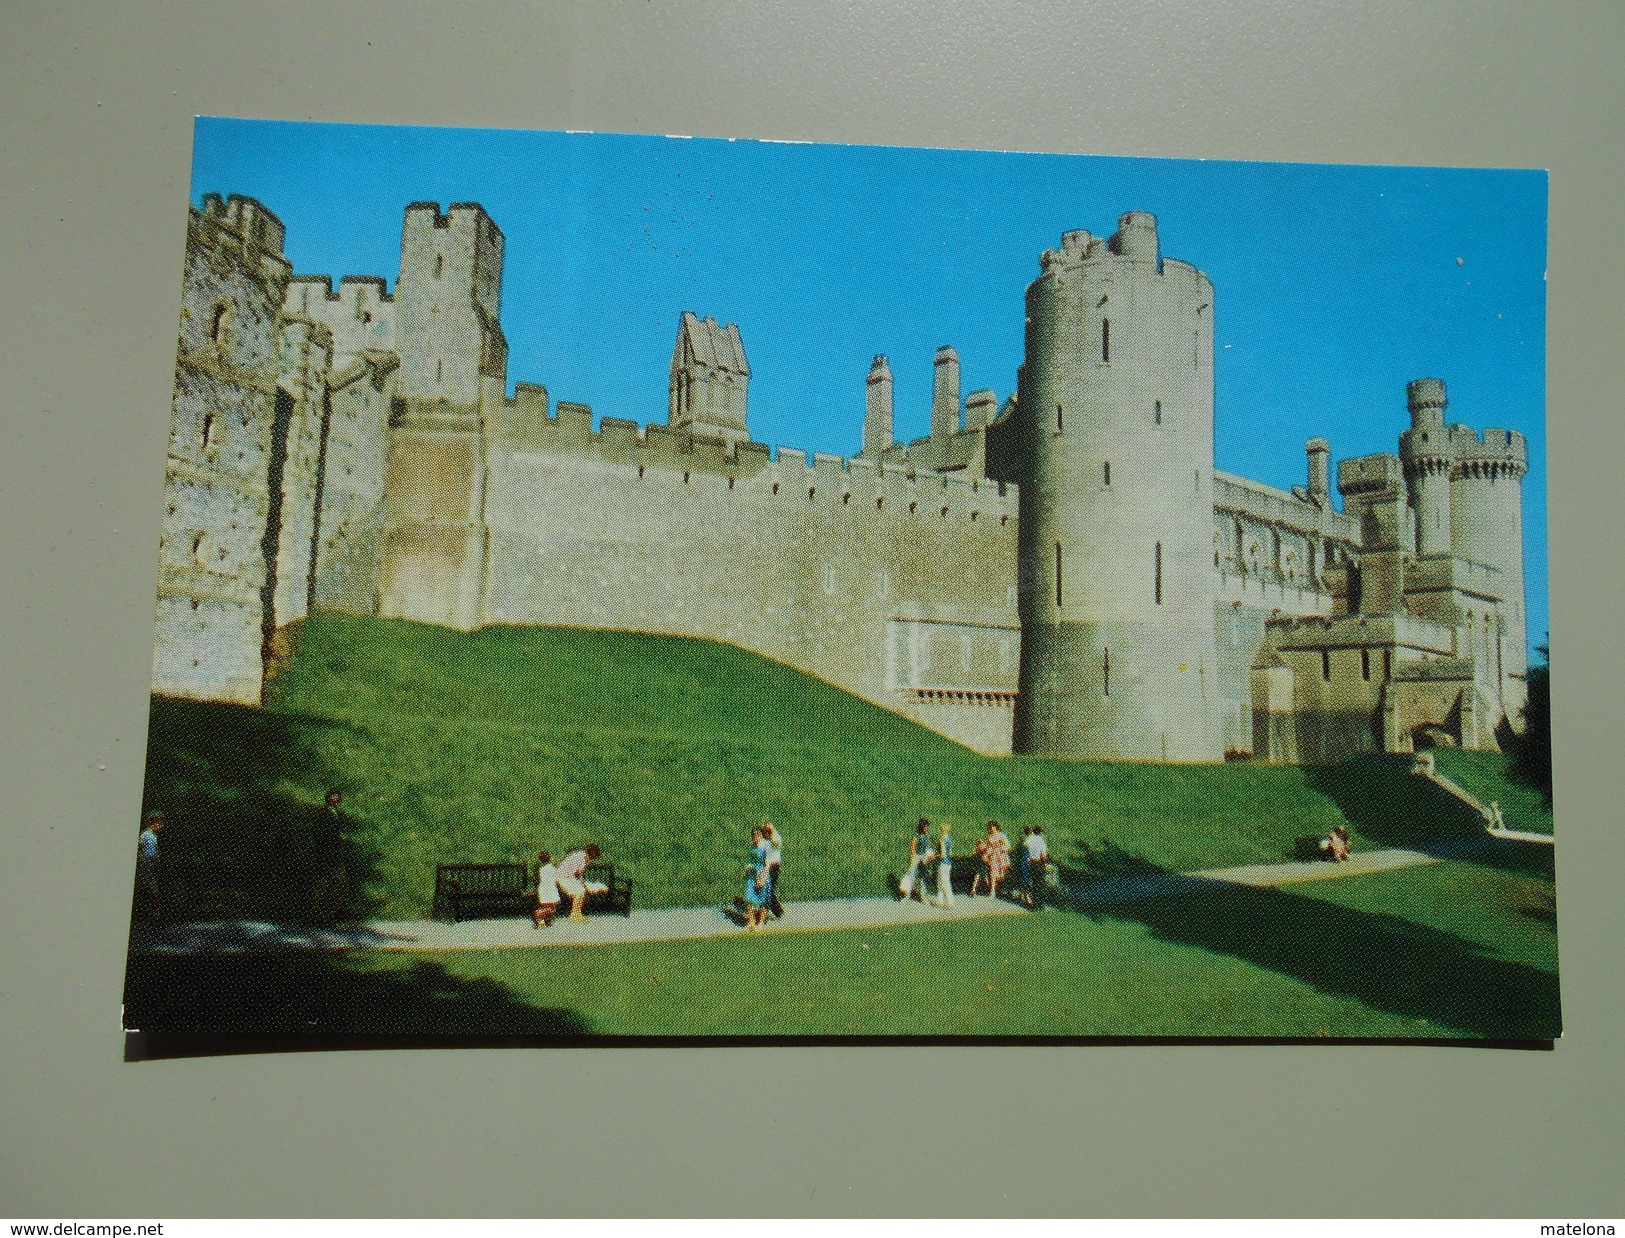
[1304,754,1557,880]
[1304,754,1482,849]
[1060,832,1561,1040]
[139,695,381,925]
[123,949,587,1042]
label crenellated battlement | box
[1337,452,1404,497]
[198,193,287,255]
[403,200,504,239]
[497,397,1018,522]
[1264,610,1457,656]
[1449,424,1528,476]
[1215,470,1360,542]
[285,274,394,310]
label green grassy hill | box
[139,613,1537,923]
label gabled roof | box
[673,311,749,377]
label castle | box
[153,194,1529,763]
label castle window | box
[1361,649,1371,681]
[1322,650,1332,681]
[436,359,443,383]
[1103,461,1111,487]
[1055,541,1063,608]
[1155,541,1163,605]
[842,492,851,505]
[875,496,884,510]
[772,482,779,495]
[1101,318,1110,363]
[638,464,646,479]
[940,505,949,518]
[683,471,690,484]
[1103,646,1110,697]
[209,303,230,349]
[1056,404,1063,434]
[1154,399,1162,425]
[434,254,444,279]
[201,412,217,453]
[909,500,917,514]
[728,475,735,490]
[808,486,816,500]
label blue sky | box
[190,118,1548,657]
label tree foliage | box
[1509,638,1552,807]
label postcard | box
[123,119,1554,1043]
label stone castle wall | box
[482,402,1021,752]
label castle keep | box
[154,195,1529,762]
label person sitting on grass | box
[555,843,606,921]
[532,850,561,928]
[1321,825,1351,863]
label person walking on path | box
[742,826,771,930]
[763,821,785,919]
[308,789,353,923]
[898,818,937,903]
[136,809,164,921]
[932,820,955,908]
[1023,825,1051,907]
[969,820,1011,900]
[556,843,605,921]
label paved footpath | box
[129,835,1524,956]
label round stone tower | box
[1010,213,1222,761]
[1448,404,1530,725]
[1399,377,1453,556]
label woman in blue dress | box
[742,825,771,930]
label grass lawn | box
[137,613,1515,926]
[1432,747,1554,835]
[125,843,1560,1040]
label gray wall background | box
[2,1,1620,1218]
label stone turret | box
[1306,438,1330,507]
[155,194,295,706]
[862,354,894,457]
[1399,377,1454,557]
[669,312,751,448]
[965,388,998,432]
[1338,453,1408,615]
[1448,408,1530,726]
[932,345,961,439]
[378,202,506,631]
[1008,213,1221,761]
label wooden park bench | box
[432,860,634,923]
[1294,835,1329,862]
